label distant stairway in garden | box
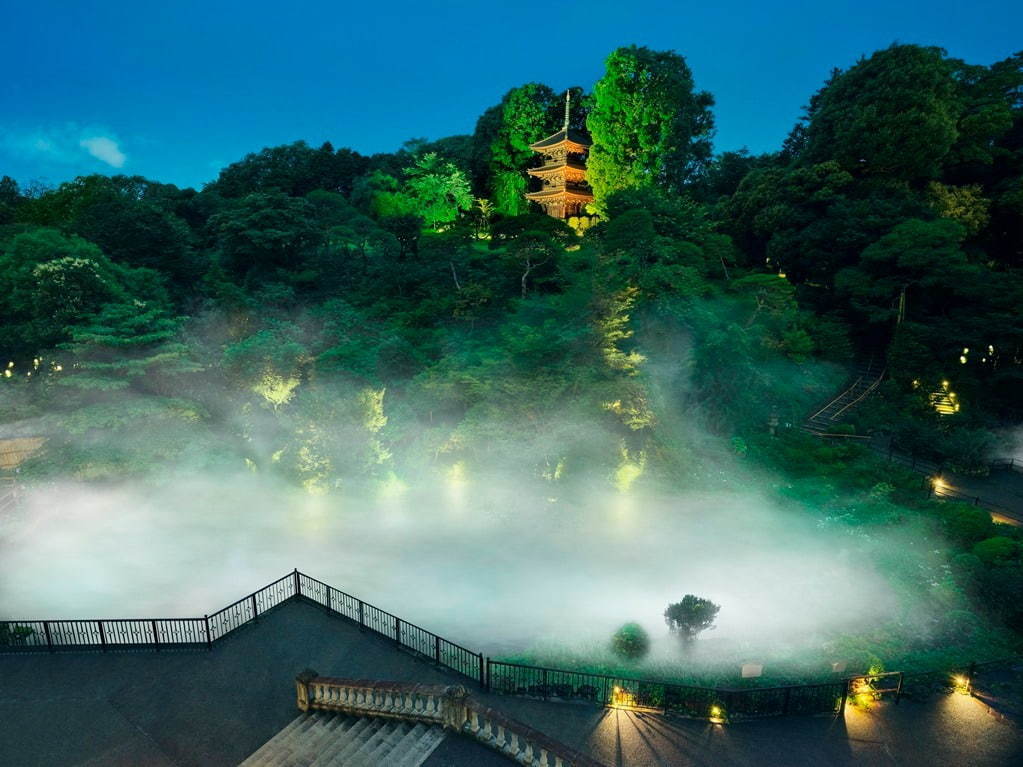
[803,355,885,436]
[239,712,446,767]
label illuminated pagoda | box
[524,91,594,220]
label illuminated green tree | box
[586,46,715,212]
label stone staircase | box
[804,356,885,435]
[239,711,446,767]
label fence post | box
[251,593,258,623]
[395,616,401,647]
[966,661,977,693]
[358,600,365,631]
[838,680,849,716]
[43,621,53,653]
[479,653,486,691]
[485,657,491,692]
[204,614,211,650]
[294,569,301,598]
[98,621,106,652]
[542,669,549,700]
[152,620,160,651]
[326,586,332,613]
[434,635,441,665]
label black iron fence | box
[295,572,483,683]
[2,570,1019,722]
[485,660,847,719]
[0,569,485,687]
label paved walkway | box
[1,600,1021,766]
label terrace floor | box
[1,599,1020,766]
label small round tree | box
[611,622,650,660]
[664,595,720,643]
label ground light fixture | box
[953,674,971,694]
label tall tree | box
[802,44,961,181]
[470,83,586,216]
[586,46,715,212]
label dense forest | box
[2,43,1023,674]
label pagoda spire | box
[563,89,571,131]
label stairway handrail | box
[297,674,606,767]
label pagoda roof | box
[525,187,594,201]
[527,160,587,177]
[529,128,591,150]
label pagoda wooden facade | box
[524,92,594,219]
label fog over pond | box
[0,470,930,659]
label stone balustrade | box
[295,672,604,767]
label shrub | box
[942,505,995,546]
[611,622,651,659]
[972,536,1019,565]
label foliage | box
[664,595,721,642]
[611,622,651,659]
[587,45,715,211]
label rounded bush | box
[611,622,650,660]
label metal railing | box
[0,570,484,687]
[486,660,846,719]
[295,572,483,683]
[3,570,1019,722]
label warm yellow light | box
[710,706,721,717]
[778,271,786,279]
[942,380,950,389]
[959,356,967,364]
[962,348,969,355]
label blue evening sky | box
[2,0,1019,190]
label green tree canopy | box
[586,46,715,212]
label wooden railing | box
[296,673,605,767]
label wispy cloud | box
[1,123,128,169]
[79,135,126,167]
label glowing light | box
[777,271,787,279]
[613,446,646,493]
[932,476,947,493]
[610,686,637,708]
[252,371,300,410]
[378,472,407,500]
[446,461,468,487]
[959,356,967,364]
